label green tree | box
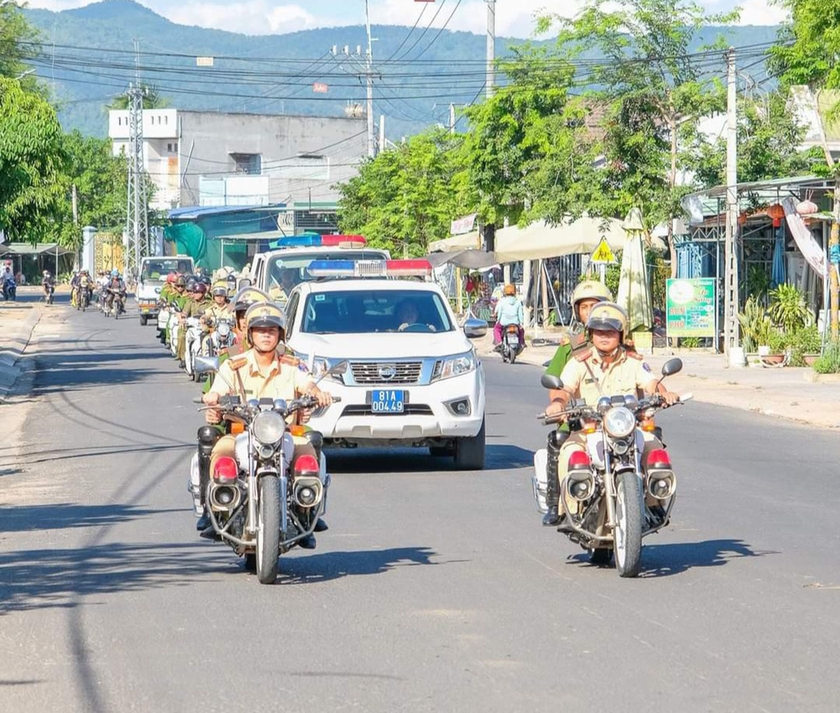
[540,0,737,274]
[336,129,468,256]
[460,46,579,228]
[0,77,67,242]
[0,2,38,84]
[52,131,128,248]
[770,0,840,337]
[688,92,819,188]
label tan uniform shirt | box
[559,348,656,406]
[204,303,231,323]
[208,348,313,401]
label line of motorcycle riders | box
[63,268,128,317]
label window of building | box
[230,153,262,175]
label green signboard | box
[666,278,716,338]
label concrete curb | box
[0,307,42,400]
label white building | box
[109,109,367,211]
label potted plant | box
[788,325,822,366]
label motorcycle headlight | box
[436,350,477,381]
[604,406,635,438]
[218,322,231,337]
[252,411,286,445]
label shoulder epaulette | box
[228,356,248,371]
[279,354,300,367]
[574,348,593,362]
[569,332,588,353]
[626,349,644,361]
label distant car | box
[285,260,488,470]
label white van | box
[136,255,194,325]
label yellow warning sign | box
[589,237,616,264]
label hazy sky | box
[28,0,788,38]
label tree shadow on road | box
[0,541,226,615]
[566,539,774,577]
[0,502,184,534]
[278,546,447,584]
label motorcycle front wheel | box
[256,475,281,584]
[614,471,643,578]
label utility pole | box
[723,47,739,359]
[449,103,455,135]
[365,0,375,158]
[486,0,495,98]
[125,39,149,279]
[71,184,79,272]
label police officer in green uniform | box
[541,280,613,526]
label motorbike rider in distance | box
[41,270,55,302]
[200,301,334,548]
[493,284,525,350]
[543,302,680,526]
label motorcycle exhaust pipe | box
[209,483,242,512]
[292,476,323,508]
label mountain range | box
[22,0,780,139]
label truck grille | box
[350,361,422,385]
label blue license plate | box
[369,389,406,414]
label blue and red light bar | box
[307,259,432,279]
[272,234,367,249]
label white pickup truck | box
[136,255,194,325]
[245,235,389,304]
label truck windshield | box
[141,258,192,281]
[301,289,453,334]
[266,251,386,294]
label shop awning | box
[0,242,75,256]
[493,217,665,263]
[428,231,481,253]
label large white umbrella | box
[616,207,653,333]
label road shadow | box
[567,538,773,577]
[0,502,185,533]
[278,546,444,584]
[327,444,534,474]
[0,541,226,615]
[31,364,159,394]
[16,442,192,467]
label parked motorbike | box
[501,324,523,364]
[189,357,345,584]
[2,276,16,301]
[532,358,690,578]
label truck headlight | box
[436,350,477,381]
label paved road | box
[2,302,839,712]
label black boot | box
[542,429,569,526]
[314,518,329,532]
[196,426,220,530]
[298,533,317,550]
[196,508,211,531]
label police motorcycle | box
[156,299,171,344]
[183,315,204,379]
[501,324,524,364]
[168,303,183,356]
[189,357,344,584]
[205,315,237,357]
[532,359,691,578]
